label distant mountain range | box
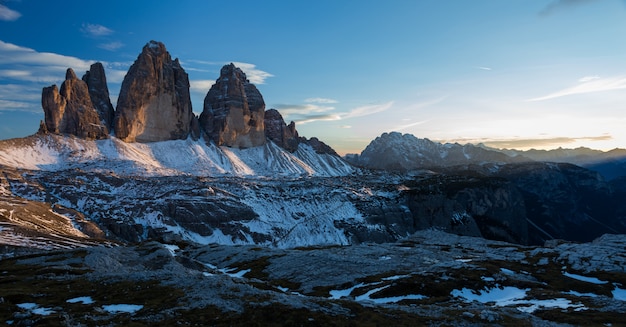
[345,131,626,180]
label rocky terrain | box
[1,40,626,325]
[1,231,625,326]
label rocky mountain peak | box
[82,62,114,132]
[114,40,194,142]
[40,67,108,140]
[65,67,78,80]
[199,63,266,148]
[352,132,523,170]
[264,108,299,152]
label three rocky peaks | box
[40,40,331,154]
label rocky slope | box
[114,41,194,142]
[1,231,625,326]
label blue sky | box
[1,0,626,154]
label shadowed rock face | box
[199,63,266,148]
[82,62,114,132]
[264,109,299,152]
[114,41,193,142]
[40,68,108,140]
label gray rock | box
[114,41,193,142]
[264,109,299,152]
[82,62,114,132]
[199,63,266,148]
[40,68,108,140]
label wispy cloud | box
[276,101,393,125]
[98,41,124,51]
[231,62,273,84]
[0,40,129,113]
[305,97,338,104]
[81,23,114,37]
[528,75,626,101]
[343,102,394,119]
[539,0,599,16]
[455,135,613,149]
[0,4,21,21]
[189,79,215,94]
[183,60,273,85]
[393,120,428,132]
[476,66,492,71]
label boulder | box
[199,63,266,148]
[82,62,114,132]
[264,108,299,152]
[114,41,193,142]
[40,68,108,140]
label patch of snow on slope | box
[239,183,364,248]
[0,138,61,170]
[0,135,353,177]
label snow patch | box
[67,296,95,304]
[563,271,608,284]
[102,304,143,314]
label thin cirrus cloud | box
[0,40,129,112]
[277,101,393,125]
[539,0,599,16]
[528,75,626,101]
[189,80,216,94]
[185,60,273,85]
[98,41,124,51]
[0,4,21,21]
[459,135,613,149]
[81,23,114,37]
[305,97,338,104]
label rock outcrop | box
[199,63,266,148]
[264,109,299,152]
[114,41,193,142]
[40,68,108,140]
[82,62,114,132]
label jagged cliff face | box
[114,41,193,143]
[82,62,114,132]
[264,109,299,152]
[200,63,266,148]
[40,68,108,140]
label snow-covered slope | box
[0,135,353,177]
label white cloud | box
[393,120,428,131]
[190,80,215,94]
[0,4,21,21]
[340,125,352,129]
[98,41,124,51]
[343,101,394,119]
[529,75,626,101]
[81,23,114,37]
[231,62,273,84]
[0,40,129,113]
[476,66,492,71]
[578,75,600,83]
[305,97,338,104]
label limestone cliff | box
[114,41,193,142]
[199,63,265,148]
[40,68,108,140]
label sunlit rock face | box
[114,41,193,142]
[199,63,266,148]
[41,68,108,140]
